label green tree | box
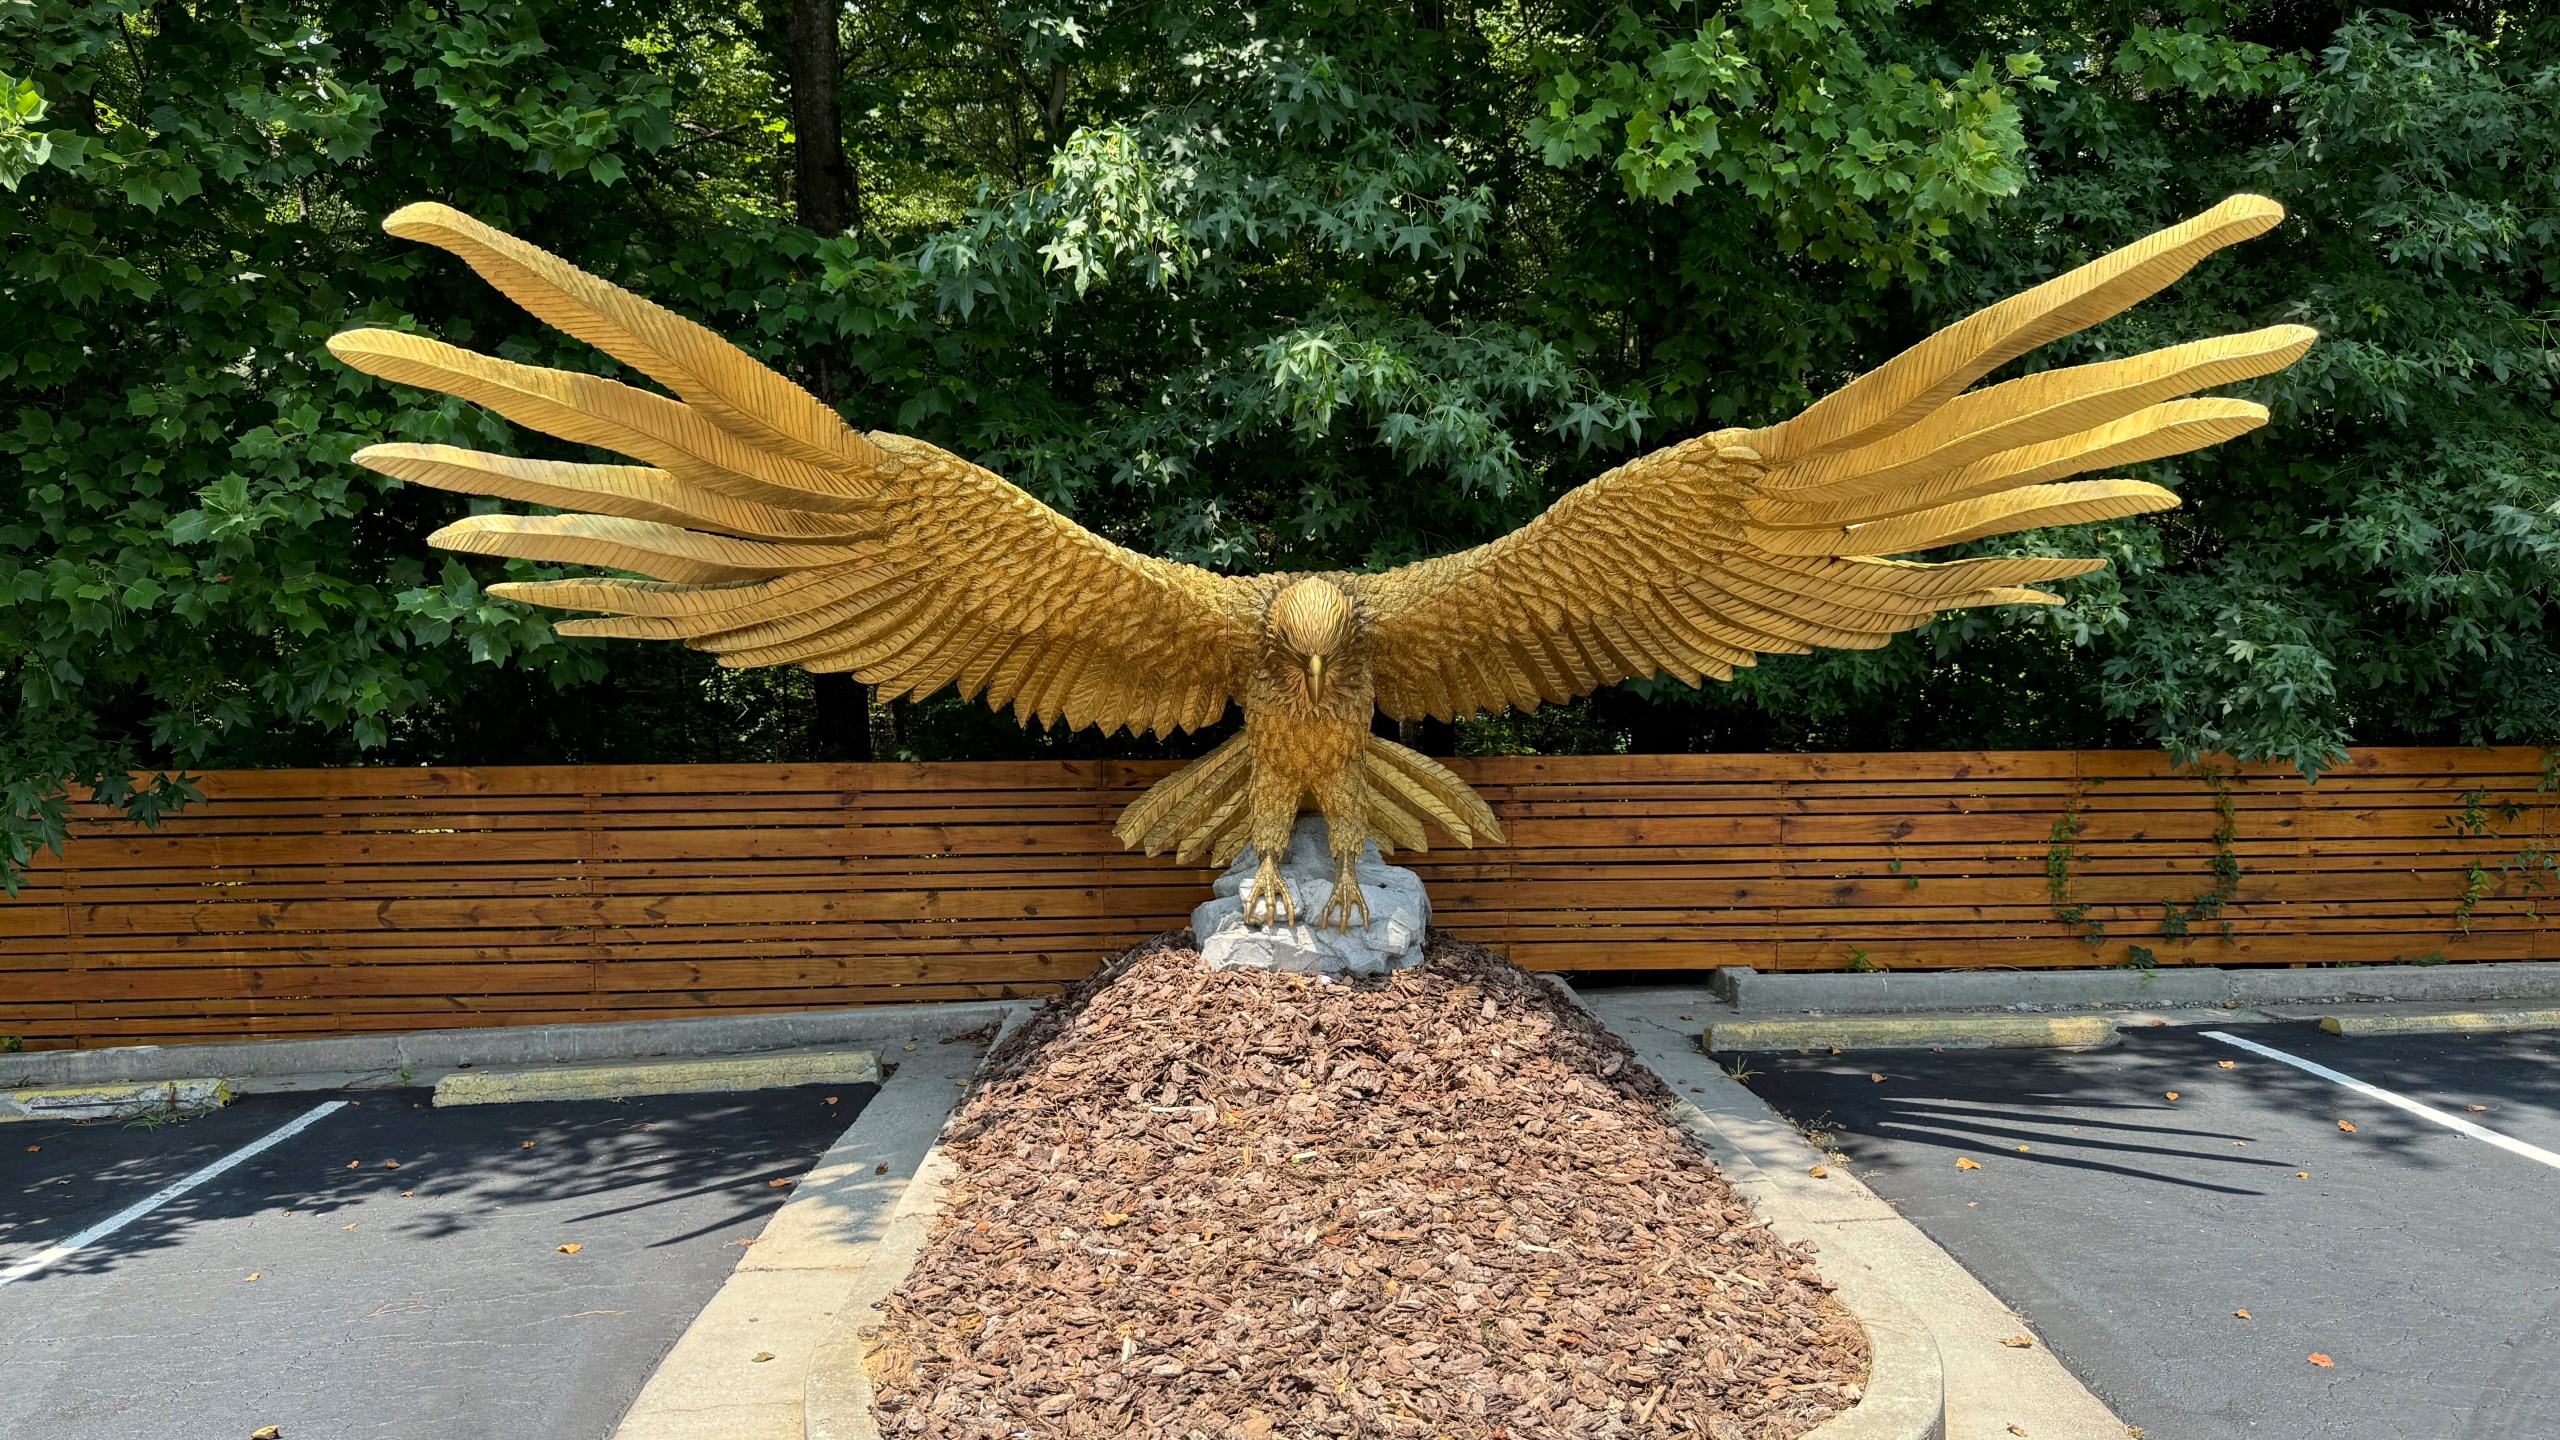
[4,0,2554,883]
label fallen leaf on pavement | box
[2308,1353,2335,1368]
[383,1161,399,1169]
[245,1273,259,1282]
[752,1351,776,1363]
[2338,1120,2357,1133]
[2296,1172,2309,1178]
[1956,1157,1982,1170]
[1999,1336,2034,1348]
[344,1161,358,1169]
[2009,1426,2028,1436]
[825,1096,839,1105]
[2235,1310,2251,1319]
[2164,1091,2180,1100]
[557,1243,582,1254]
[874,1163,889,1174]
[341,1223,355,1231]
[2218,1060,2236,1069]
[2468,1105,2489,1112]
[522,1140,535,1149]
[768,1177,796,1188]
[252,1428,282,1439]
[1869,1073,1886,1083]
[728,1237,759,1246]
[1808,1166,1828,1178]
[401,1191,413,1198]
[23,1146,35,1152]
[2016,1145,2032,1152]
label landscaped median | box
[804,936,1883,1440]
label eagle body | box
[329,199,2313,928]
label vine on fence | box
[2446,752,2560,932]
[2045,792,2105,947]
[2160,764,2241,944]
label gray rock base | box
[1190,814,1429,974]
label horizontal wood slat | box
[3,748,2550,1049]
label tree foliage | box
[2,0,2555,876]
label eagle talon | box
[1243,854,1297,927]
[1316,868,1370,932]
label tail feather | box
[1114,734,1252,862]
[1113,730,1508,867]
[1362,736,1506,850]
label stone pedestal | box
[1189,814,1430,973]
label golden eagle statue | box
[329,197,2309,930]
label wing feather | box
[337,208,1258,737]
[1767,194,2285,460]
[379,203,879,478]
[1355,197,2308,720]
[359,443,877,541]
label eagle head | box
[1267,577,1355,707]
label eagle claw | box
[1315,866,1370,932]
[1242,854,1297,927]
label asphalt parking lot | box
[0,1082,874,1440]
[1741,1021,2560,1440]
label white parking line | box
[0,1100,348,1286]
[2204,1030,2560,1172]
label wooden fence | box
[3,748,2552,1049]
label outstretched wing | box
[329,204,1260,738]
[1350,195,2310,722]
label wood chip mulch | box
[864,934,1868,1439]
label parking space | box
[0,1083,874,1440]
[1740,1022,2560,1439]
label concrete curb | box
[0,1001,1025,1094]
[1574,982,2134,1440]
[609,1006,1033,1440]
[800,1088,972,1440]
[1705,1015,2116,1054]
[1711,960,2560,1015]
[801,1005,1036,1440]
[2319,1006,2560,1038]
[431,1049,881,1106]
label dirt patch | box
[866,935,1867,1438]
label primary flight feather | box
[330,198,2310,929]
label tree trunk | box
[810,674,872,762]
[787,0,856,236]
[786,0,870,761]
[1404,718,1457,756]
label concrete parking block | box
[433,1050,879,1106]
[2317,1006,2560,1037]
[0,1077,228,1123]
[1705,1014,2117,1053]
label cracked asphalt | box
[0,1082,874,1440]
[1740,1021,2560,1440]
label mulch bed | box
[864,935,1868,1439]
